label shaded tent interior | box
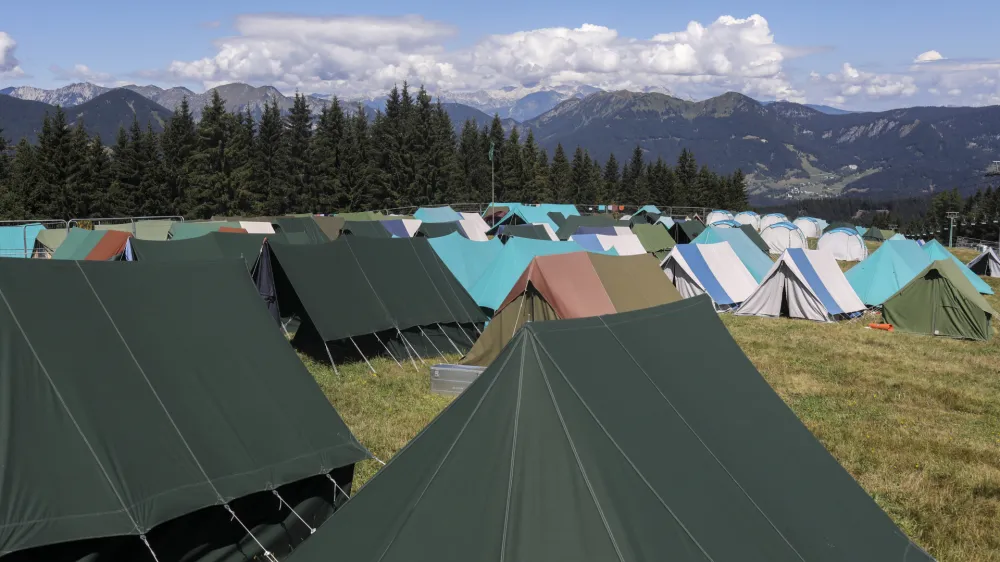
[0,259,367,562]
[968,247,1000,277]
[669,220,706,244]
[253,237,487,364]
[284,296,933,562]
[462,252,681,366]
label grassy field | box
[307,245,1000,561]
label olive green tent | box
[631,223,675,258]
[96,220,176,241]
[254,237,487,363]
[311,215,346,240]
[32,228,69,258]
[336,211,385,221]
[125,231,281,267]
[286,295,933,562]
[883,259,996,341]
[273,217,330,244]
[0,258,368,561]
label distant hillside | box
[524,90,1000,202]
[0,96,56,143]
[0,90,172,144]
[439,103,518,131]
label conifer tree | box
[36,109,73,217]
[500,127,523,202]
[728,169,748,210]
[586,156,604,206]
[339,104,378,211]
[137,123,168,216]
[0,139,35,219]
[488,116,506,200]
[228,109,256,215]
[83,134,112,217]
[621,145,649,205]
[161,97,197,213]
[549,144,572,202]
[675,148,698,206]
[313,98,346,211]
[647,157,675,207]
[286,93,314,211]
[603,153,620,203]
[458,119,488,202]
[255,98,289,215]
[409,87,434,205]
[570,147,588,203]
[188,90,231,218]
[427,101,462,204]
[533,147,551,203]
[520,129,540,202]
[63,121,91,219]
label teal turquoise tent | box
[537,204,581,219]
[856,226,868,236]
[428,233,504,293]
[888,233,906,241]
[637,204,662,214]
[414,206,463,223]
[921,239,994,294]
[0,223,46,258]
[168,221,241,240]
[846,240,932,306]
[691,226,774,282]
[468,237,588,311]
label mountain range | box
[2,81,999,202]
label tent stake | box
[373,331,403,368]
[351,337,377,375]
[323,341,340,376]
[436,322,465,356]
[398,328,427,366]
[418,326,448,362]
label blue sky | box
[2,0,998,109]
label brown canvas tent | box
[462,252,682,365]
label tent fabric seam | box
[405,241,476,340]
[370,343,520,562]
[498,340,527,562]
[530,339,628,562]
[0,281,142,533]
[73,261,226,505]
[594,315,808,562]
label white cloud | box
[0,31,24,77]
[50,64,117,85]
[812,63,918,105]
[165,13,804,101]
[915,50,945,63]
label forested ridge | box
[0,83,749,220]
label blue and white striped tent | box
[660,242,758,310]
[736,248,866,321]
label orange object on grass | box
[868,323,894,332]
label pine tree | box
[339,104,378,211]
[647,157,675,207]
[621,145,649,205]
[695,165,717,208]
[313,98,346,211]
[586,157,604,207]
[549,144,572,202]
[36,108,73,217]
[520,129,540,202]
[372,86,406,207]
[0,139,36,219]
[603,153,620,203]
[188,90,231,218]
[409,87,434,205]
[488,116,506,200]
[675,148,698,206]
[83,134,112,217]
[255,98,289,215]
[63,121,91,218]
[728,169,748,210]
[229,109,256,215]
[571,147,588,203]
[286,93,314,211]
[161,97,197,213]
[458,119,488,202]
[136,123,168,216]
[427,101,462,204]
[532,147,551,203]
[500,127,523,202]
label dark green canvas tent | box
[739,224,771,253]
[883,259,996,341]
[254,237,487,364]
[498,223,553,242]
[273,217,330,244]
[341,220,392,238]
[631,223,675,258]
[125,231,278,267]
[824,221,856,234]
[285,295,932,562]
[0,258,368,561]
[554,215,617,240]
[415,221,464,239]
[863,227,885,242]
[670,220,706,244]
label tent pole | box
[398,328,427,366]
[351,337,377,375]
[418,326,448,362]
[373,332,403,368]
[323,341,340,376]
[436,322,465,356]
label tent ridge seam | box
[499,338,527,562]
[0,281,143,534]
[533,335,714,562]
[371,337,521,562]
[72,261,227,505]
[596,316,807,562]
[530,338,628,562]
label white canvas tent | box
[459,212,491,241]
[706,210,734,224]
[792,217,822,238]
[968,247,1000,277]
[240,221,275,234]
[817,228,868,261]
[734,211,761,231]
[760,222,807,255]
[736,248,866,322]
[759,213,788,231]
